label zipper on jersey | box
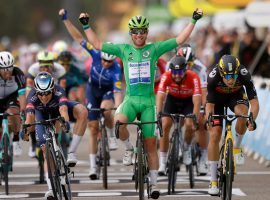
[99,68,104,89]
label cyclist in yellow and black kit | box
[206,54,259,195]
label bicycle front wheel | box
[46,141,62,199]
[58,149,72,200]
[167,131,179,194]
[224,138,234,200]
[137,137,145,200]
[101,129,108,189]
[2,134,10,195]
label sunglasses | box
[130,28,148,35]
[102,59,113,63]
[224,74,238,80]
[0,66,14,72]
[171,69,186,76]
[37,90,52,96]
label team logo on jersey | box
[240,68,248,76]
[209,68,217,78]
[143,51,150,58]
[128,52,133,61]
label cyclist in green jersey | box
[77,9,203,198]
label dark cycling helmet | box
[218,54,240,76]
[58,51,73,64]
[169,55,187,70]
[177,44,195,62]
[34,72,55,92]
[128,15,149,29]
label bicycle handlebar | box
[158,112,199,130]
[22,116,67,132]
[207,112,255,129]
[115,119,163,139]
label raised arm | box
[176,9,203,45]
[78,13,103,50]
[59,9,84,44]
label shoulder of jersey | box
[239,65,249,76]
[208,67,218,78]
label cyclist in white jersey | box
[26,51,66,96]
[177,44,209,175]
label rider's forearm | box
[249,98,259,120]
[18,95,26,112]
[114,92,122,108]
[205,103,215,119]
[84,28,103,50]
[201,88,207,107]
[176,23,195,45]
[63,19,84,44]
[156,92,166,113]
[192,95,201,119]
[59,105,69,122]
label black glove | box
[63,121,70,133]
[192,9,203,21]
[79,15,89,26]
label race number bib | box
[128,61,151,84]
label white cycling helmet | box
[101,52,116,61]
[34,72,55,93]
[52,40,68,54]
[0,51,14,68]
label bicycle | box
[159,113,198,194]
[115,118,162,200]
[0,112,20,195]
[88,108,116,189]
[208,109,254,200]
[22,116,73,200]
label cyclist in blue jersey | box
[57,50,87,103]
[59,9,123,179]
[22,72,87,199]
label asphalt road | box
[1,127,270,200]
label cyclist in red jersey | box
[154,58,167,94]
[156,55,202,175]
[177,44,209,175]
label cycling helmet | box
[169,55,187,70]
[34,72,55,92]
[0,51,14,68]
[58,51,73,64]
[52,40,68,54]
[177,44,195,62]
[37,51,54,66]
[218,54,240,76]
[128,15,149,29]
[101,52,116,61]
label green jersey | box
[102,38,178,96]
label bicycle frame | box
[115,119,162,200]
[208,110,253,200]
[160,113,197,193]
[88,107,116,189]
[0,112,20,195]
[23,117,72,200]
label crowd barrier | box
[241,88,270,165]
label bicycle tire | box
[218,144,225,199]
[137,136,144,200]
[58,148,72,200]
[46,141,62,199]
[101,128,108,189]
[225,138,234,200]
[188,145,195,188]
[167,130,179,194]
[37,148,45,184]
[2,134,10,195]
